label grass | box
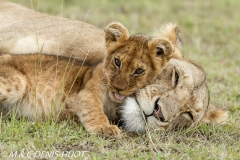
[1,0,240,159]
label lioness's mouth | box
[114,92,126,101]
[153,102,165,122]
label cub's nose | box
[113,80,127,92]
[113,85,126,92]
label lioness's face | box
[103,22,173,103]
[121,59,209,133]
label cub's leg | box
[0,63,28,116]
[69,90,121,136]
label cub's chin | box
[121,97,146,133]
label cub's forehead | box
[128,34,151,47]
[130,34,151,41]
[116,34,152,57]
[113,34,154,68]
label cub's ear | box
[104,22,130,53]
[148,39,173,59]
[152,23,182,59]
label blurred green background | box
[10,0,239,113]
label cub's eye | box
[114,58,121,67]
[156,46,165,55]
[134,68,145,75]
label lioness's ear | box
[152,23,182,58]
[149,39,173,59]
[105,22,130,53]
[201,104,229,124]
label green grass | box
[1,0,240,159]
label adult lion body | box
[0,0,105,62]
[0,22,174,136]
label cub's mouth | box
[108,83,129,101]
[114,92,126,101]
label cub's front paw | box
[86,124,121,136]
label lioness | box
[121,27,229,133]
[121,58,229,133]
[0,22,174,136]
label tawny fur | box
[0,1,181,63]
[0,0,106,64]
[0,22,174,136]
[152,23,182,59]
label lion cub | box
[0,22,173,136]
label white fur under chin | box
[121,97,146,133]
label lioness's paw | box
[87,124,121,136]
[171,113,193,130]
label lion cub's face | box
[103,22,173,103]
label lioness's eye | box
[175,71,179,86]
[134,68,145,75]
[114,58,121,67]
